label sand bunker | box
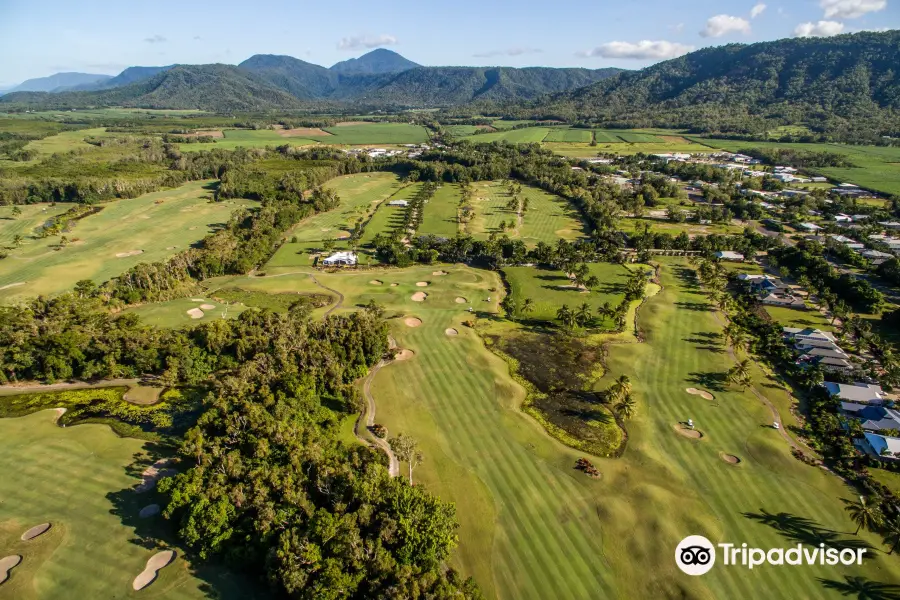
[186,308,204,319]
[394,349,415,361]
[0,282,25,291]
[673,424,703,439]
[136,459,176,493]
[685,388,715,401]
[404,317,423,327]
[115,250,144,258]
[445,328,458,336]
[21,523,50,541]
[416,281,429,287]
[132,550,176,591]
[411,292,427,302]
[166,246,177,250]
[139,504,161,519]
[0,555,22,585]
[190,298,205,302]
[455,297,467,304]
[390,283,399,287]
[200,304,215,310]
[369,280,383,285]
[432,270,448,276]
[336,231,350,239]
[720,453,741,465]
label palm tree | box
[615,393,637,420]
[556,305,576,328]
[608,375,632,402]
[521,298,534,318]
[882,519,900,555]
[12,234,22,248]
[843,496,883,536]
[727,360,752,389]
[575,302,593,327]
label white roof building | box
[321,251,357,266]
[799,222,822,232]
[388,200,409,207]
[714,251,744,261]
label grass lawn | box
[419,184,461,238]
[619,216,746,236]
[220,259,900,598]
[178,129,320,152]
[321,123,429,145]
[765,304,837,332]
[467,181,587,244]
[0,203,73,247]
[358,183,423,246]
[264,173,405,270]
[125,296,250,328]
[0,181,254,303]
[503,263,637,327]
[0,409,259,599]
[24,128,119,157]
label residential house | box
[823,381,885,405]
[714,251,744,261]
[841,403,900,433]
[388,200,409,207]
[761,293,806,307]
[813,356,855,373]
[858,433,900,460]
[784,328,837,349]
[798,222,822,232]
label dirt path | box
[355,337,400,477]
[0,378,140,397]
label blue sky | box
[0,0,897,86]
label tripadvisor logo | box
[675,535,867,576]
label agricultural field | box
[445,125,480,136]
[466,181,587,244]
[543,128,592,143]
[591,130,622,143]
[491,120,540,129]
[264,172,406,270]
[177,128,320,152]
[0,408,258,599]
[690,137,900,196]
[320,122,429,145]
[418,184,461,238]
[0,181,255,303]
[615,132,664,143]
[464,128,550,143]
[503,262,639,327]
[22,128,120,158]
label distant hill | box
[70,66,175,91]
[7,72,112,93]
[0,64,304,111]
[238,55,336,99]
[330,49,420,75]
[534,30,900,135]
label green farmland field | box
[616,132,664,143]
[321,122,429,144]
[419,184,461,238]
[591,130,624,143]
[543,128,592,143]
[0,181,255,303]
[264,172,405,270]
[178,129,320,152]
[0,409,259,599]
[464,128,550,143]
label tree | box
[575,302,593,327]
[727,360,752,389]
[500,296,517,317]
[11,206,22,218]
[521,298,534,318]
[390,433,424,485]
[882,519,900,555]
[615,393,637,420]
[556,304,576,328]
[11,234,22,248]
[607,375,632,402]
[843,496,883,536]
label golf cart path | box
[355,337,400,477]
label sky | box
[0,0,897,87]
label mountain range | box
[0,49,622,111]
[4,72,112,94]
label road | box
[354,337,400,477]
[0,378,140,397]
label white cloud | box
[794,20,846,36]
[143,34,166,44]
[751,3,767,18]
[671,22,685,33]
[820,0,886,19]
[700,14,752,37]
[473,47,542,58]
[337,34,398,51]
[578,40,695,60]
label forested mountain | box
[4,72,112,94]
[1,65,305,111]
[330,48,420,74]
[525,30,900,136]
[70,65,175,91]
[237,54,340,99]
